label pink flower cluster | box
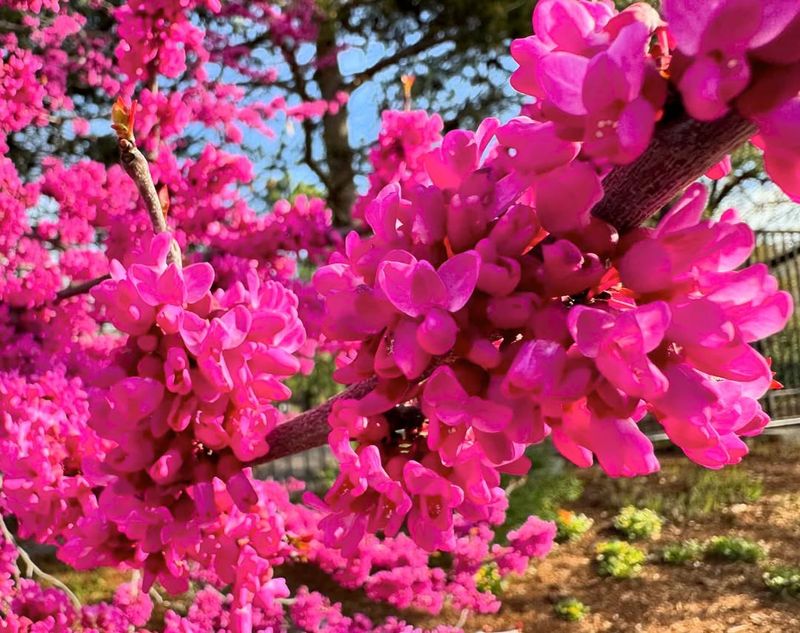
[511,0,667,165]
[81,232,305,591]
[314,106,791,550]
[114,0,218,88]
[1,473,555,633]
[354,110,445,221]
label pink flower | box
[665,0,800,120]
[403,461,464,551]
[506,516,556,559]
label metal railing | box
[752,230,800,420]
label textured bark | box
[315,16,356,228]
[592,110,757,232]
[252,377,378,464]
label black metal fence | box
[258,230,800,481]
[752,230,800,420]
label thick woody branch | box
[592,109,757,232]
[118,138,181,266]
[251,377,377,465]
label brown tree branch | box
[118,138,181,265]
[55,275,111,303]
[592,109,757,232]
[251,377,377,464]
[344,31,446,89]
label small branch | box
[344,32,446,89]
[118,138,181,266]
[0,515,82,610]
[55,275,110,303]
[592,109,757,232]
[251,378,377,465]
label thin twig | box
[55,274,110,303]
[118,137,181,266]
[0,515,82,610]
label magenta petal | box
[701,0,761,53]
[615,97,656,163]
[438,250,481,312]
[227,471,259,511]
[662,0,716,56]
[392,319,432,379]
[535,162,602,234]
[128,264,162,306]
[533,0,595,52]
[156,264,186,305]
[148,232,174,268]
[568,306,615,358]
[416,309,458,355]
[469,398,513,433]
[631,302,671,354]
[537,52,589,115]
[183,262,215,303]
[656,183,708,236]
[218,305,252,349]
[551,427,593,468]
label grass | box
[660,540,704,565]
[703,536,766,563]
[763,566,800,597]
[594,465,763,521]
[555,510,594,543]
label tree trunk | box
[315,16,356,228]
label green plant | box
[684,469,763,516]
[495,446,583,543]
[554,597,590,621]
[612,506,663,540]
[763,566,800,597]
[474,562,505,596]
[595,540,646,578]
[661,540,704,565]
[555,509,594,543]
[704,536,765,563]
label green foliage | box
[265,175,326,206]
[703,536,765,563]
[763,566,800,597]
[496,447,583,543]
[595,541,647,579]
[612,506,663,541]
[684,470,763,516]
[286,354,342,410]
[661,540,704,565]
[555,510,594,543]
[474,562,505,596]
[554,597,590,622]
[601,467,762,521]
